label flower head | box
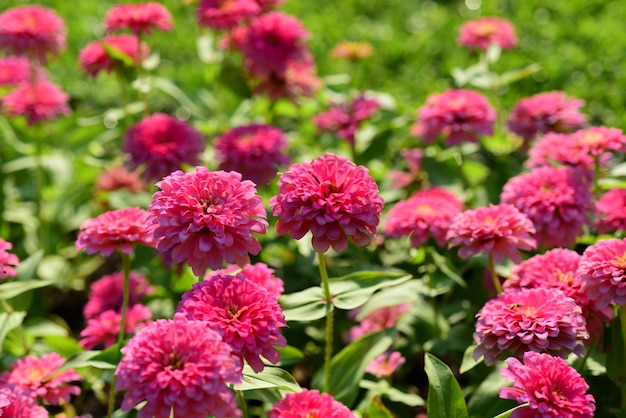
[178,273,287,372]
[2,81,70,125]
[80,305,152,349]
[268,389,354,418]
[0,386,47,418]
[578,238,626,310]
[388,148,424,189]
[215,123,289,185]
[209,262,285,298]
[253,56,321,102]
[0,56,32,86]
[411,89,496,146]
[116,315,242,418]
[76,207,156,257]
[446,203,536,263]
[96,166,145,193]
[365,351,406,378]
[313,94,380,147]
[79,34,149,77]
[0,238,19,280]
[269,153,384,253]
[347,303,410,342]
[473,287,588,365]
[458,16,517,51]
[596,188,626,234]
[124,113,206,181]
[148,167,268,276]
[500,352,595,418]
[84,271,154,319]
[197,0,260,30]
[104,2,173,35]
[330,40,374,61]
[0,353,81,405]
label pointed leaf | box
[366,397,394,418]
[460,344,482,374]
[0,279,55,300]
[493,404,529,418]
[234,365,300,393]
[279,286,329,322]
[329,271,413,310]
[15,250,43,280]
[424,353,469,418]
[0,311,26,355]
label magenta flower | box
[507,91,587,141]
[365,351,406,378]
[578,238,626,310]
[123,113,205,181]
[446,203,536,263]
[596,188,626,234]
[501,166,593,248]
[347,303,410,342]
[269,153,384,253]
[178,273,287,372]
[500,352,595,418]
[0,386,47,418]
[197,0,260,30]
[116,315,243,418]
[104,2,173,35]
[95,166,145,193]
[80,304,152,349]
[209,262,285,298]
[526,132,599,171]
[79,34,150,77]
[2,81,71,125]
[0,56,32,86]
[253,56,322,102]
[83,271,154,319]
[388,148,424,189]
[254,0,285,12]
[76,207,156,257]
[571,126,626,156]
[458,16,517,51]
[0,5,66,63]
[148,167,268,276]
[268,389,354,418]
[215,123,290,185]
[411,89,496,146]
[0,353,81,405]
[384,187,463,247]
[473,287,588,365]
[0,238,19,280]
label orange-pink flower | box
[458,16,517,51]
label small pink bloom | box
[208,262,285,298]
[446,203,536,263]
[596,188,626,234]
[269,153,384,253]
[578,238,626,310]
[500,352,595,418]
[79,34,150,77]
[0,386,47,418]
[0,56,31,86]
[0,238,19,280]
[84,271,154,319]
[458,16,517,51]
[2,81,70,125]
[79,305,152,349]
[388,148,424,189]
[411,89,496,146]
[104,2,173,35]
[95,166,145,193]
[347,303,410,342]
[76,207,156,257]
[197,0,260,30]
[330,40,374,61]
[268,389,354,418]
[365,351,406,378]
[253,57,322,102]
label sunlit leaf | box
[424,353,469,418]
[234,365,300,393]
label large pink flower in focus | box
[178,273,287,372]
[197,0,260,30]
[0,5,66,63]
[84,271,154,319]
[383,187,463,247]
[500,352,595,418]
[116,315,243,418]
[124,113,206,181]
[79,34,150,77]
[0,353,81,405]
[446,203,536,263]
[501,166,593,249]
[473,287,588,365]
[0,386,47,418]
[411,89,496,146]
[209,262,285,298]
[268,389,354,418]
[215,123,290,185]
[2,81,70,125]
[76,207,156,257]
[458,16,517,51]
[104,2,173,35]
[0,56,31,86]
[507,91,587,141]
[596,188,626,234]
[269,153,384,253]
[148,167,268,276]
[79,305,152,349]
[578,238,626,310]
[0,238,19,280]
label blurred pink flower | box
[124,113,205,181]
[507,91,587,141]
[95,166,145,193]
[347,303,410,342]
[458,16,517,51]
[79,305,152,349]
[215,123,289,185]
[596,188,626,234]
[388,148,424,189]
[116,315,242,418]
[578,238,626,310]
[253,56,321,102]
[0,56,32,86]
[0,386,47,418]
[313,94,380,147]
[446,203,536,263]
[148,167,267,276]
[178,273,287,372]
[254,0,285,12]
[411,89,496,146]
[197,0,260,30]
[526,132,599,171]
[84,271,154,319]
[268,389,354,418]
[501,166,593,248]
[330,40,374,61]
[104,2,173,35]
[269,153,384,253]
[365,351,406,378]
[572,126,626,156]
[76,207,156,257]
[473,287,588,365]
[2,81,70,125]
[209,262,285,298]
[0,353,81,405]
[0,5,66,63]
[0,238,19,280]
[79,34,149,77]
[500,352,595,418]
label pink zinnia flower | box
[0,5,66,63]
[178,273,287,372]
[473,287,588,365]
[269,153,384,253]
[411,89,496,146]
[197,0,260,30]
[0,56,31,86]
[501,166,593,248]
[446,203,536,263]
[80,305,152,349]
[596,188,626,234]
[116,315,243,418]
[123,113,205,181]
[2,81,70,125]
[384,187,463,247]
[347,303,410,342]
[253,57,322,102]
[209,262,285,298]
[79,34,150,77]
[458,16,517,51]
[507,91,587,141]
[268,389,354,418]
[76,207,156,257]
[104,2,173,35]
[388,148,424,189]
[578,238,626,310]
[148,167,268,276]
[84,271,154,319]
[214,123,290,185]
[365,351,406,378]
[500,351,595,418]
[526,132,599,171]
[0,238,19,280]
[95,166,145,193]
[0,386,47,418]
[0,353,81,405]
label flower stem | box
[317,251,334,393]
[488,252,502,294]
[592,154,601,202]
[237,390,248,418]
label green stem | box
[237,390,248,418]
[136,32,150,117]
[592,154,601,202]
[620,306,626,414]
[317,252,334,393]
[575,339,596,373]
[488,252,502,294]
[34,127,46,253]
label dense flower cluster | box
[268,389,355,418]
[0,386,48,418]
[80,304,152,349]
[457,16,518,51]
[104,2,173,35]
[595,188,626,234]
[526,132,600,170]
[0,238,19,279]
[1,80,71,125]
[209,262,285,298]
[83,271,154,319]
[79,34,149,77]
[578,238,626,310]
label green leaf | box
[467,367,509,418]
[460,344,482,374]
[43,335,84,358]
[279,286,329,322]
[0,279,55,300]
[218,62,252,98]
[87,343,123,370]
[366,397,394,418]
[386,387,425,406]
[15,250,43,280]
[493,403,529,418]
[275,345,304,366]
[429,250,466,288]
[424,353,469,418]
[607,312,626,388]
[234,365,300,393]
[329,271,413,310]
[0,311,27,355]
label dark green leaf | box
[87,343,123,370]
[493,404,529,418]
[275,345,304,366]
[607,313,626,388]
[460,344,481,374]
[424,353,469,418]
[429,250,466,288]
